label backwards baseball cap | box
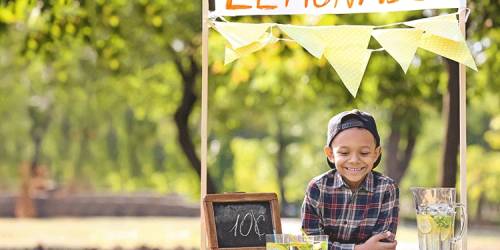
[325,109,381,169]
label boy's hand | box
[354,231,397,250]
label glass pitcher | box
[410,187,466,250]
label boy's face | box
[324,127,381,189]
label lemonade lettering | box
[215,0,461,16]
[226,0,401,10]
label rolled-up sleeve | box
[372,182,399,235]
[301,180,322,235]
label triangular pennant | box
[404,14,463,42]
[224,47,240,65]
[316,25,374,50]
[277,24,325,58]
[372,28,423,73]
[418,33,477,71]
[324,48,372,97]
[214,22,273,49]
[224,32,278,65]
[320,26,373,97]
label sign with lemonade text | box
[211,0,462,16]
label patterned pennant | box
[214,22,273,49]
[372,28,423,73]
[277,24,325,58]
[316,25,374,49]
[419,33,477,71]
[404,14,464,42]
[320,26,373,97]
[224,32,278,64]
[324,48,372,97]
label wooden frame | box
[203,193,282,250]
[201,1,469,249]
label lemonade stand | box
[200,0,473,249]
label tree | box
[440,59,460,187]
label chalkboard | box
[204,193,282,250]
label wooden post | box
[459,1,468,249]
[201,0,209,249]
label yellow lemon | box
[440,224,453,241]
[266,242,289,250]
[416,214,432,234]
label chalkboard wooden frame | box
[203,192,282,250]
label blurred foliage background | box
[0,0,498,225]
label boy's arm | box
[301,181,323,235]
[372,183,400,236]
[301,181,357,250]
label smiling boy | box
[302,109,399,250]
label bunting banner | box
[211,13,477,96]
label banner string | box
[209,8,471,54]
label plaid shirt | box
[301,170,399,250]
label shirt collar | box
[332,170,375,192]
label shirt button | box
[343,221,347,225]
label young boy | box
[302,109,399,250]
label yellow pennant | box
[324,48,372,97]
[277,24,325,58]
[316,26,373,49]
[419,33,477,71]
[321,26,373,97]
[214,22,273,49]
[372,28,423,73]
[404,14,464,42]
[224,32,278,65]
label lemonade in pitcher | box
[411,188,465,250]
[266,234,328,250]
[416,204,455,250]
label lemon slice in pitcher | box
[416,214,432,234]
[266,242,289,250]
[440,226,453,241]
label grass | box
[0,217,498,249]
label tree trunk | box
[16,104,52,217]
[397,125,417,183]
[171,50,217,194]
[475,192,485,224]
[385,111,418,184]
[28,105,52,175]
[385,120,401,182]
[441,59,460,188]
[15,162,36,217]
[276,120,289,215]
